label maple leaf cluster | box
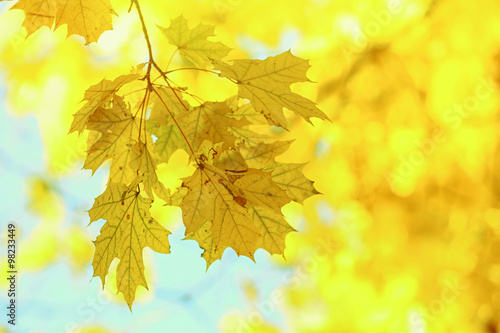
[69,16,327,308]
[3,0,328,307]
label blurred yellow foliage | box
[75,326,117,333]
[2,0,500,331]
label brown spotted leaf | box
[179,162,292,265]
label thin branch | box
[130,0,209,158]
[123,87,148,97]
[132,0,155,78]
[152,66,194,115]
[141,89,151,145]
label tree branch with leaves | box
[2,0,328,309]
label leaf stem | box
[165,49,178,72]
[135,87,149,138]
[131,0,205,159]
[151,83,205,104]
[165,67,219,75]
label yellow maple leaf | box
[8,0,116,44]
[55,0,116,44]
[184,197,295,267]
[69,73,140,134]
[147,120,190,163]
[149,86,189,126]
[180,102,249,151]
[251,206,296,256]
[213,50,329,129]
[149,101,248,161]
[267,163,318,204]
[89,182,170,309]
[129,141,171,203]
[226,99,268,125]
[84,95,141,184]
[180,166,261,259]
[11,0,56,37]
[180,162,292,263]
[157,15,231,67]
[238,141,318,203]
[240,140,294,169]
[231,168,291,213]
[228,126,270,146]
[183,219,222,269]
[215,148,248,172]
